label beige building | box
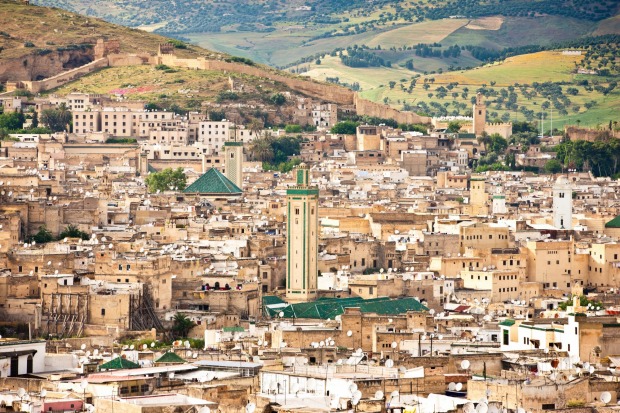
[459,223,510,254]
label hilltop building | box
[285,164,319,303]
[431,93,512,139]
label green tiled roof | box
[605,215,620,228]
[263,295,287,306]
[183,168,242,194]
[98,357,140,371]
[222,326,245,332]
[155,351,187,364]
[263,296,428,319]
[147,164,158,173]
[499,319,516,327]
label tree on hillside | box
[447,121,461,133]
[544,159,563,174]
[41,104,72,132]
[477,131,491,152]
[248,118,264,139]
[145,168,187,193]
[0,112,26,131]
[248,135,274,162]
[331,121,359,135]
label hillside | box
[0,0,355,126]
[0,0,208,61]
[302,50,620,128]
[30,0,620,69]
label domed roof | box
[554,175,571,189]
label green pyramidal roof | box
[155,351,187,364]
[605,215,620,228]
[183,168,242,195]
[98,357,141,371]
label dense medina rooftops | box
[263,295,428,319]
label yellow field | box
[302,55,413,90]
[426,51,583,86]
[366,19,468,48]
[465,16,504,30]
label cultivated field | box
[304,51,620,128]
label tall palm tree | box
[477,131,491,153]
[172,313,195,338]
[248,134,274,162]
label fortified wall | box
[3,39,432,125]
[565,125,620,142]
[158,50,430,123]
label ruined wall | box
[0,48,95,83]
[22,58,108,93]
[354,94,431,124]
[565,126,620,142]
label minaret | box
[473,92,486,136]
[553,176,572,230]
[223,140,243,190]
[469,175,488,215]
[286,164,319,303]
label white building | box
[0,339,47,376]
[499,316,580,363]
[553,176,573,230]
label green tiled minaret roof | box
[98,357,140,371]
[605,215,620,228]
[154,351,187,364]
[183,168,242,194]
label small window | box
[101,308,106,316]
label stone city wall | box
[21,58,108,93]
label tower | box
[469,176,488,215]
[286,164,319,303]
[473,92,486,136]
[223,141,243,190]
[553,176,572,230]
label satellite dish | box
[130,344,135,350]
[429,309,436,315]
[246,403,256,413]
[81,344,86,350]
[17,388,26,398]
[477,403,489,413]
[463,402,476,413]
[601,392,612,404]
[461,360,470,369]
[385,359,394,368]
[40,389,47,398]
[349,383,358,393]
[347,330,353,337]
[448,382,456,391]
[391,390,399,399]
[199,408,210,413]
[375,390,384,399]
[456,383,463,391]
[391,341,398,349]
